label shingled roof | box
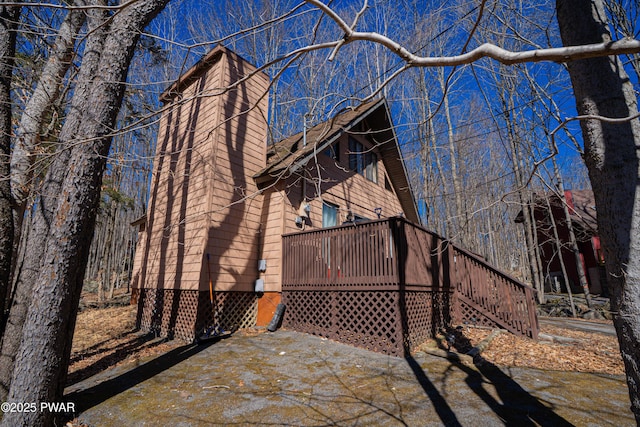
[515,189,598,238]
[253,98,420,224]
[566,189,597,233]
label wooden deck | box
[281,217,538,356]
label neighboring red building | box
[519,190,606,296]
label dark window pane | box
[348,136,376,182]
[348,137,360,172]
[322,202,338,227]
[324,141,339,161]
[365,152,377,183]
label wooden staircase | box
[450,244,539,339]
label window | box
[385,175,393,192]
[322,202,338,228]
[342,212,369,225]
[364,151,377,182]
[348,137,362,173]
[348,136,377,183]
[323,141,340,162]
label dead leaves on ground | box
[68,304,181,385]
[461,324,624,375]
[70,302,625,387]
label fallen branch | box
[538,332,582,344]
[467,329,504,357]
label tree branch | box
[304,0,640,66]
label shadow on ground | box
[66,336,228,412]
[66,330,633,426]
[67,331,171,386]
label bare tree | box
[1,1,640,424]
[605,0,640,82]
[10,1,86,233]
[0,1,111,403]
[83,38,167,300]
[0,1,170,425]
[540,175,578,316]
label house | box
[130,46,419,341]
[517,190,606,296]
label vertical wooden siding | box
[202,49,269,292]
[139,59,224,291]
[134,48,269,293]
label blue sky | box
[140,0,640,221]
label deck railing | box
[282,218,457,290]
[282,219,399,289]
[451,245,539,339]
[281,217,538,355]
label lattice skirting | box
[282,290,452,357]
[402,290,452,352]
[452,297,501,330]
[133,288,258,342]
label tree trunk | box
[527,196,545,303]
[544,191,577,317]
[0,1,109,402]
[10,0,86,225]
[557,0,640,422]
[0,2,168,425]
[560,189,593,306]
[417,68,449,235]
[0,4,20,337]
[503,102,544,298]
[440,69,466,244]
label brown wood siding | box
[130,228,146,290]
[202,50,269,292]
[259,134,405,293]
[137,49,269,293]
[305,133,403,224]
[139,61,223,291]
[260,185,286,291]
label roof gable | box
[254,99,420,223]
[159,45,268,104]
[515,189,597,236]
[565,189,597,233]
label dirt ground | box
[68,291,625,387]
[68,292,179,386]
[436,323,624,375]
